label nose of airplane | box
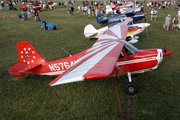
[144,23,150,27]
[163,50,173,56]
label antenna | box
[61,47,72,57]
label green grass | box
[1,1,180,119]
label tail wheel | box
[124,82,138,95]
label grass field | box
[1,1,180,119]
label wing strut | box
[116,65,124,74]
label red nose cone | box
[163,50,173,56]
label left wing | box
[49,21,130,86]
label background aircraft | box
[96,12,147,25]
[84,22,150,43]
[20,4,41,11]
[9,21,172,95]
[106,2,143,14]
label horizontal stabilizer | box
[8,62,41,76]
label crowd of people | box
[1,0,180,31]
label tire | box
[124,82,138,95]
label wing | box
[49,21,130,86]
[84,32,98,38]
[122,8,134,15]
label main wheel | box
[124,82,138,95]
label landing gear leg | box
[128,35,138,44]
[25,73,30,79]
[124,73,138,95]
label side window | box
[123,46,134,56]
[119,52,124,58]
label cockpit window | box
[123,41,139,56]
[119,52,124,58]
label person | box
[71,6,74,15]
[91,7,94,16]
[59,2,61,8]
[178,8,180,19]
[46,4,49,11]
[28,8,31,18]
[116,7,121,15]
[164,14,171,31]
[1,0,4,7]
[150,9,154,21]
[88,7,91,19]
[95,7,99,17]
[68,6,71,15]
[162,2,166,10]
[172,15,179,31]
[84,5,87,14]
[42,19,48,29]
[0,5,2,11]
[81,5,84,14]
[22,11,27,21]
[34,10,39,22]
[153,8,157,21]
[77,4,80,12]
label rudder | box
[84,24,97,35]
[17,41,45,65]
[96,14,105,24]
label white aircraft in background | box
[106,2,143,15]
[84,22,150,44]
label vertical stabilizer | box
[17,41,45,65]
[84,24,97,35]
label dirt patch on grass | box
[126,77,136,120]
[126,95,136,120]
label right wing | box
[49,20,131,86]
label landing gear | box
[125,72,139,95]
[25,74,30,79]
[124,82,138,95]
[126,36,138,44]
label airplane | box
[8,20,172,95]
[106,2,143,14]
[20,4,41,11]
[84,21,150,44]
[96,12,147,25]
[41,2,57,9]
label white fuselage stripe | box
[117,57,157,66]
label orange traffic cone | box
[3,16,5,19]
[12,15,14,18]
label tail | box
[110,2,117,9]
[96,14,105,24]
[19,5,26,10]
[84,24,97,37]
[9,41,45,76]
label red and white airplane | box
[106,2,143,14]
[8,21,172,95]
[20,4,41,11]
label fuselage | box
[25,41,168,77]
[24,50,87,76]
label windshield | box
[123,40,139,56]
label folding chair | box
[48,23,56,30]
[40,23,45,29]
